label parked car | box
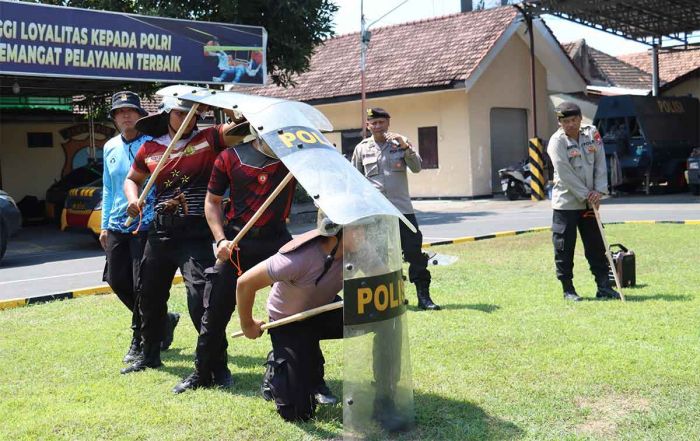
[687,147,700,195]
[60,179,102,239]
[46,162,102,224]
[0,190,22,262]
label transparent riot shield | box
[342,215,415,438]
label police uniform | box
[548,101,620,301]
[172,140,295,393]
[351,108,439,310]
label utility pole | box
[360,0,408,137]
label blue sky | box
[331,0,654,56]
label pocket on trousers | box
[269,356,314,421]
[551,222,567,251]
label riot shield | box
[342,215,415,438]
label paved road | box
[1,194,698,300]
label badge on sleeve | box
[258,173,268,184]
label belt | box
[228,222,287,239]
[156,214,207,230]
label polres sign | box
[0,1,267,86]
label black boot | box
[123,333,142,364]
[173,365,213,394]
[595,275,621,300]
[415,281,440,310]
[372,396,412,432]
[121,342,162,374]
[211,351,233,389]
[314,381,338,405]
[561,279,582,301]
[261,350,274,401]
[160,312,180,351]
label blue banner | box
[0,1,267,85]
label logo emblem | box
[120,93,128,102]
[258,173,268,184]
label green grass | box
[1,224,699,440]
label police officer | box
[548,101,621,301]
[351,108,440,310]
[171,133,295,393]
[121,97,245,374]
[101,91,179,364]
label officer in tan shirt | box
[548,102,621,301]
[351,108,440,310]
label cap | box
[110,91,148,118]
[366,107,390,120]
[555,101,581,119]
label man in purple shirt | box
[236,212,343,421]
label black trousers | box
[195,226,291,370]
[268,306,343,421]
[552,209,609,283]
[103,230,148,336]
[399,213,430,285]
[138,219,214,346]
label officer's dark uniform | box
[172,140,295,393]
[547,102,621,301]
[121,109,233,374]
[351,107,439,310]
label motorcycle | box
[499,160,532,200]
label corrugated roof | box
[619,48,700,84]
[238,6,519,101]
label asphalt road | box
[1,194,698,300]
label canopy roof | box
[523,0,700,44]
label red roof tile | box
[238,7,519,101]
[562,39,651,89]
[619,48,700,83]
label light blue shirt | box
[101,133,155,233]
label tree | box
[37,0,339,87]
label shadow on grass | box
[296,389,523,440]
[623,293,694,302]
[407,304,500,313]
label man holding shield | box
[171,133,296,393]
[121,97,246,374]
[235,210,344,420]
[548,101,621,302]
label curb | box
[0,275,184,311]
[422,219,700,247]
[2,220,698,311]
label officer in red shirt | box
[121,96,246,374]
[172,132,296,393]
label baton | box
[216,172,294,264]
[125,103,200,227]
[231,300,343,339]
[592,204,625,301]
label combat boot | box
[372,396,412,432]
[562,279,582,302]
[595,275,621,300]
[173,363,213,394]
[314,381,338,406]
[415,281,441,310]
[120,342,162,374]
[212,351,233,389]
[123,333,142,364]
[160,312,180,351]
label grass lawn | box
[1,224,699,440]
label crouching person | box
[236,211,343,421]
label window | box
[341,129,364,160]
[418,126,438,169]
[27,132,53,148]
